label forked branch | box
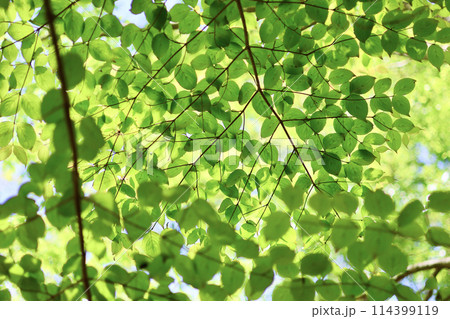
[235,0,317,189]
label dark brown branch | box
[395,257,450,282]
[43,0,92,301]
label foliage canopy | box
[0,0,449,301]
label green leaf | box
[262,211,290,241]
[270,245,295,265]
[405,38,427,61]
[7,23,34,41]
[264,66,282,89]
[160,229,185,256]
[382,10,413,30]
[392,95,410,116]
[221,261,245,295]
[259,20,278,43]
[234,239,259,259]
[354,18,374,43]
[199,285,227,301]
[279,183,304,211]
[137,182,162,207]
[350,149,375,165]
[179,11,200,34]
[225,169,247,187]
[398,221,425,239]
[301,253,331,276]
[341,269,367,297]
[175,64,197,90]
[24,215,46,241]
[350,76,375,94]
[0,121,14,147]
[316,279,341,300]
[19,254,41,273]
[261,117,278,138]
[143,231,160,257]
[16,122,36,150]
[131,0,149,14]
[62,53,85,90]
[283,28,300,50]
[89,40,112,61]
[145,6,167,30]
[323,133,344,149]
[364,189,395,218]
[331,219,360,249]
[308,192,332,216]
[246,264,274,300]
[190,199,219,226]
[370,94,391,112]
[152,33,170,59]
[343,94,368,119]
[305,0,329,24]
[394,78,415,95]
[13,145,27,165]
[378,245,408,276]
[365,220,394,254]
[279,277,315,301]
[194,246,221,282]
[91,192,120,225]
[367,276,395,300]
[373,113,392,131]
[134,54,152,73]
[426,227,450,247]
[329,69,354,85]
[1,94,20,117]
[100,14,123,37]
[0,228,15,247]
[322,152,342,176]
[374,78,392,95]
[333,192,358,215]
[396,285,420,301]
[0,289,11,301]
[239,82,256,105]
[436,28,450,43]
[79,117,104,160]
[170,4,190,22]
[381,30,399,56]
[63,10,84,42]
[347,241,372,270]
[214,26,232,48]
[124,271,149,299]
[413,18,438,37]
[428,44,444,70]
[387,130,401,152]
[397,200,424,227]
[298,214,324,235]
[428,191,450,212]
[393,118,414,132]
[344,162,363,184]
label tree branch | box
[43,0,92,301]
[235,0,318,190]
[395,257,450,282]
